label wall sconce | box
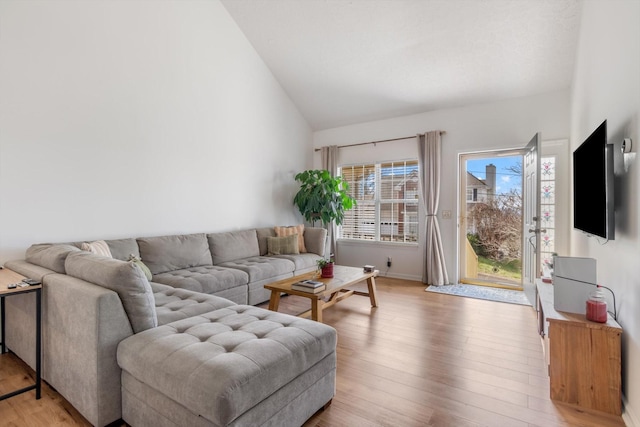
[621,138,633,153]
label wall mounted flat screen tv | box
[573,120,615,240]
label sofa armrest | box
[3,259,57,282]
[11,273,134,427]
[4,272,133,426]
[303,227,328,256]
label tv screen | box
[573,120,614,240]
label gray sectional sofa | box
[2,226,336,427]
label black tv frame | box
[573,120,615,240]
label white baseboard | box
[623,394,639,427]
[378,271,422,282]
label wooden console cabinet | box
[536,280,622,415]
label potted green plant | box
[293,169,355,227]
[317,257,335,278]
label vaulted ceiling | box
[221,0,582,130]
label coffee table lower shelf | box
[264,265,378,323]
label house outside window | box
[339,160,419,243]
[465,165,496,234]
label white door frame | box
[456,139,569,286]
[457,148,526,287]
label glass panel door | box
[459,150,524,289]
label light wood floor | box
[0,277,626,426]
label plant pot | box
[321,262,334,278]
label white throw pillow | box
[81,240,113,258]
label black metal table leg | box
[0,285,42,401]
[35,287,41,399]
[1,296,5,354]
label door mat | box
[426,284,531,306]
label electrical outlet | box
[387,257,392,268]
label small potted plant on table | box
[317,257,335,278]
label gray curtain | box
[321,145,338,258]
[418,132,450,286]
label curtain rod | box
[313,131,446,152]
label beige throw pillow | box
[128,254,153,281]
[81,240,113,258]
[267,234,300,255]
[274,224,307,253]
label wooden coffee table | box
[264,265,378,323]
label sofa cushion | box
[303,227,327,256]
[275,225,307,253]
[65,251,157,333]
[208,229,260,265]
[151,265,248,295]
[151,282,236,325]
[137,233,212,275]
[81,240,113,257]
[25,244,82,274]
[267,234,300,256]
[218,257,295,282]
[105,238,141,261]
[256,227,276,256]
[272,253,323,272]
[117,306,337,426]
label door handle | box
[528,228,547,234]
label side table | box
[0,268,41,400]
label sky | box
[467,155,522,195]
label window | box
[339,160,419,243]
[466,188,478,202]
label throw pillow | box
[274,224,307,253]
[128,254,153,281]
[267,234,300,255]
[81,240,113,258]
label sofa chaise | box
[2,226,335,426]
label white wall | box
[0,0,312,263]
[314,90,570,281]
[570,1,640,424]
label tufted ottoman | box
[117,305,337,427]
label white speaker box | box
[553,256,597,315]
